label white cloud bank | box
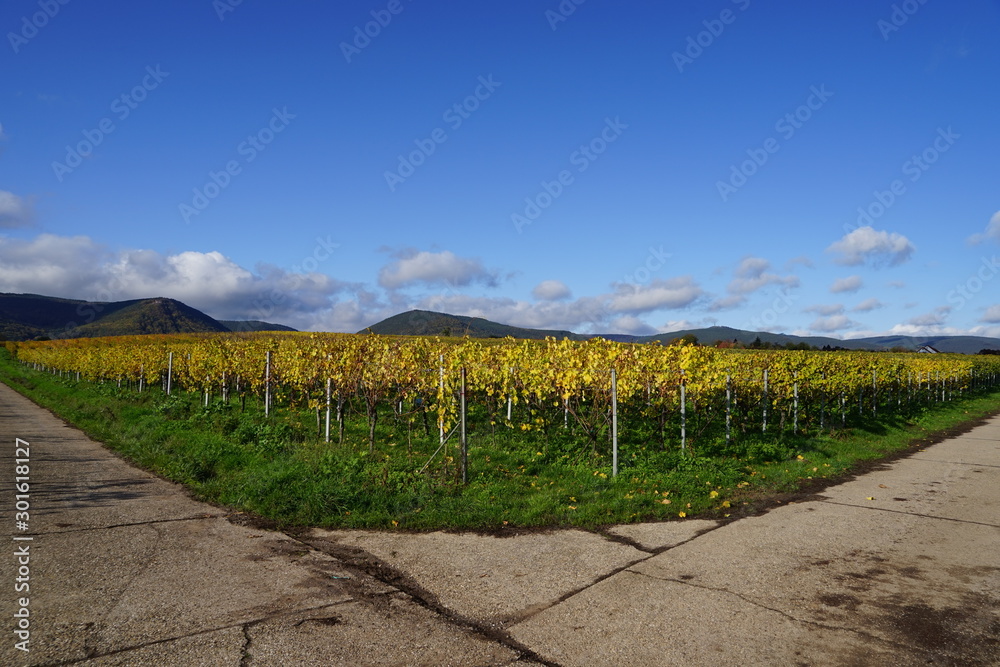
[0,235,709,335]
[532,280,571,301]
[830,275,863,294]
[378,249,498,289]
[0,234,355,330]
[827,226,915,266]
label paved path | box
[1,381,997,665]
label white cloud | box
[0,191,35,229]
[981,304,1000,323]
[532,279,571,301]
[378,249,498,290]
[886,321,965,337]
[804,304,844,316]
[707,294,746,312]
[906,312,947,327]
[809,315,856,333]
[608,315,657,336]
[727,257,799,295]
[827,226,915,266]
[967,211,1000,245]
[0,234,107,295]
[607,276,704,314]
[0,234,355,329]
[852,298,884,312]
[830,275,863,294]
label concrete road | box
[1,381,997,666]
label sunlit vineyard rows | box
[9,333,1000,454]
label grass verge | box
[2,349,998,531]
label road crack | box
[818,500,1000,527]
[44,601,355,666]
[293,531,563,667]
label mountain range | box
[360,309,1000,354]
[3,294,998,354]
[0,293,294,340]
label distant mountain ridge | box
[4,294,997,354]
[0,293,295,340]
[361,309,586,340]
[361,310,1000,354]
[221,320,297,333]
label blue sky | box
[2,0,999,338]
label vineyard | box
[5,333,1000,528]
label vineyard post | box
[725,372,732,445]
[325,378,332,443]
[204,376,209,407]
[460,367,468,485]
[872,370,877,416]
[840,391,846,427]
[506,367,513,421]
[139,365,144,393]
[762,369,768,434]
[680,370,686,452]
[265,350,272,417]
[611,368,618,477]
[819,372,825,430]
[793,372,799,435]
[167,352,173,396]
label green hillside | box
[65,298,228,337]
[221,320,298,333]
[359,309,585,340]
[0,293,227,340]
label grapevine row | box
[8,334,1000,452]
